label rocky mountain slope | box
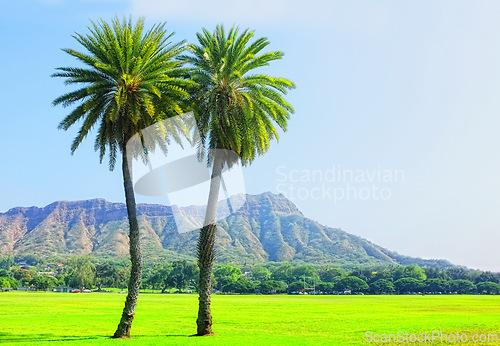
[0,192,454,268]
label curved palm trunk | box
[113,148,143,338]
[195,153,224,336]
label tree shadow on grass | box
[0,332,102,343]
[0,332,192,343]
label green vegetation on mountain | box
[0,192,458,269]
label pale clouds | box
[130,0,309,23]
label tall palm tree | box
[53,17,191,338]
[182,25,295,336]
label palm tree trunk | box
[195,152,225,336]
[113,148,143,338]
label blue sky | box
[1,0,500,271]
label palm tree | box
[182,25,295,336]
[53,17,190,338]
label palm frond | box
[53,17,191,170]
[185,25,295,165]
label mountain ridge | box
[0,192,457,269]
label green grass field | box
[0,291,499,345]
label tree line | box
[1,256,499,295]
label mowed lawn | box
[0,292,499,345]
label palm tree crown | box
[53,17,191,169]
[182,25,295,165]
